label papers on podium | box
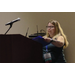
[32,36,50,47]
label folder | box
[32,36,50,47]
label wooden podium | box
[0,34,43,63]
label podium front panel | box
[0,34,43,63]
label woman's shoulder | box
[57,35,64,39]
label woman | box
[43,20,69,63]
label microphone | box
[25,27,29,37]
[5,18,20,25]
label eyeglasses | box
[46,26,55,29]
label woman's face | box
[47,23,56,37]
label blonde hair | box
[45,20,69,49]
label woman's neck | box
[49,34,54,38]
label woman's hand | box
[44,38,51,43]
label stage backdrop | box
[0,12,74,63]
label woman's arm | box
[44,36,64,47]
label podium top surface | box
[0,34,27,39]
[0,34,23,36]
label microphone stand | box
[36,25,38,36]
[5,23,13,35]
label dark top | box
[43,43,66,63]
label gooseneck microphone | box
[5,18,20,25]
[5,18,20,35]
[25,27,29,37]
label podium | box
[0,34,43,63]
